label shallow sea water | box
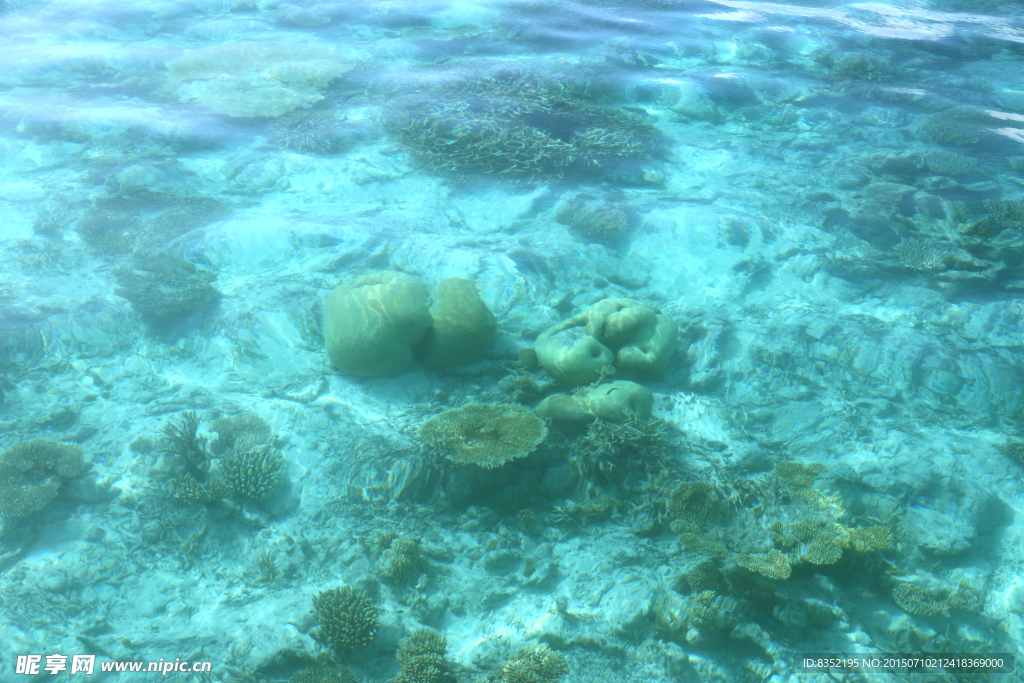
[2,0,1024,682]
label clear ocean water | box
[2,0,1024,682]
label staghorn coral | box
[271,111,369,154]
[774,461,825,488]
[76,189,228,256]
[893,237,949,272]
[918,106,1003,146]
[666,481,724,533]
[919,149,977,176]
[0,439,85,518]
[376,64,660,182]
[167,42,353,118]
[570,411,669,483]
[220,444,285,501]
[313,586,378,650]
[982,199,1024,230]
[499,643,568,683]
[419,403,547,469]
[160,411,211,478]
[393,629,455,683]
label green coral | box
[536,379,654,431]
[419,403,547,469]
[219,444,285,501]
[313,586,379,650]
[499,644,568,683]
[393,629,455,683]
[376,65,659,182]
[0,439,85,518]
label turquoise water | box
[2,0,1024,681]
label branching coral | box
[419,403,547,469]
[313,586,379,649]
[499,643,568,683]
[393,629,455,683]
[220,444,285,501]
[160,411,211,478]
[290,654,358,683]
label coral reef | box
[666,481,724,533]
[393,629,455,683]
[219,444,285,501]
[0,439,85,518]
[534,298,677,387]
[375,64,660,182]
[313,586,378,650]
[166,42,353,118]
[324,271,433,377]
[499,643,568,683]
[419,403,547,468]
[414,278,497,369]
[821,51,899,81]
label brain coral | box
[324,271,433,377]
[167,42,353,118]
[419,403,547,468]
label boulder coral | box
[535,380,654,430]
[535,298,677,386]
[324,271,433,377]
[414,277,497,369]
[324,272,497,377]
